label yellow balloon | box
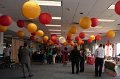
[0,26,7,32]
[22,1,41,19]
[36,30,44,36]
[107,30,115,38]
[69,26,77,34]
[17,30,24,37]
[90,35,95,40]
[79,16,91,29]
[43,36,49,41]
[27,23,37,33]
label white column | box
[0,32,3,54]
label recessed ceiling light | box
[46,24,61,27]
[108,5,115,9]
[98,19,115,22]
[51,33,61,34]
[52,17,61,20]
[34,0,62,6]
[48,29,61,31]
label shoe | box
[72,72,74,74]
[29,74,33,77]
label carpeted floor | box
[0,63,119,79]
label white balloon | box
[59,37,66,43]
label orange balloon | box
[79,16,91,29]
[22,1,41,19]
[106,30,115,38]
[69,26,77,34]
[43,36,49,41]
[27,23,37,33]
[70,41,74,46]
[36,30,44,36]
[63,42,67,46]
[0,26,7,32]
[17,30,24,37]
[67,32,72,37]
[78,39,82,45]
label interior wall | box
[11,38,24,63]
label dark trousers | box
[80,59,85,72]
[71,62,79,74]
[95,57,104,76]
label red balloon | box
[75,36,80,41]
[79,32,85,39]
[95,35,101,41]
[0,15,12,26]
[66,36,71,40]
[115,1,120,15]
[51,35,57,42]
[31,32,36,36]
[88,39,92,43]
[39,13,52,24]
[91,18,99,27]
[17,20,25,28]
[30,36,34,40]
[67,39,71,43]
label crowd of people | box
[2,43,105,78]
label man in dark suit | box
[70,46,80,74]
[20,43,33,78]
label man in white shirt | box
[94,44,105,77]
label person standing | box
[3,44,11,67]
[20,43,33,78]
[79,48,86,72]
[70,46,80,74]
[62,47,68,65]
[94,44,105,77]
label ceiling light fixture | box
[82,31,94,33]
[46,24,61,27]
[52,17,61,20]
[34,0,62,6]
[108,5,115,9]
[98,19,115,22]
[51,33,61,34]
[48,29,61,31]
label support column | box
[0,32,3,55]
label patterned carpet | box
[0,63,119,79]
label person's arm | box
[94,49,98,58]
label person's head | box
[74,46,77,49]
[19,46,23,49]
[23,43,28,47]
[99,44,103,47]
[64,47,67,50]
[6,43,9,48]
[103,44,105,48]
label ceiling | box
[0,0,120,40]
